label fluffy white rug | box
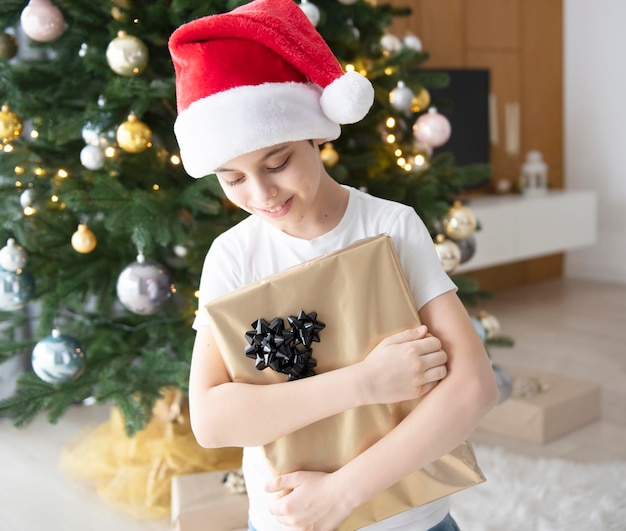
[450,445,626,531]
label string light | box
[23,206,36,216]
[104,146,117,158]
[30,130,39,139]
[51,195,59,203]
[152,184,160,191]
[394,148,402,157]
[170,154,181,165]
[386,134,395,144]
[57,169,68,178]
[397,157,406,167]
[14,166,24,175]
[34,167,45,176]
[3,144,13,153]
[386,117,396,128]
[345,63,355,72]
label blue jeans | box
[247,512,460,530]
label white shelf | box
[455,190,598,273]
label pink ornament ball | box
[20,0,65,43]
[413,107,451,148]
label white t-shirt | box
[193,186,457,530]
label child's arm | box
[265,290,499,530]
[188,323,447,448]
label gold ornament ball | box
[71,223,97,254]
[116,114,152,153]
[320,143,339,167]
[478,310,501,339]
[443,201,478,240]
[434,234,461,273]
[0,104,23,144]
[106,31,149,77]
[0,32,18,61]
[411,87,431,113]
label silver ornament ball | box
[31,329,86,384]
[116,254,174,315]
[0,238,27,272]
[80,144,106,170]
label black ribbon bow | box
[245,310,324,381]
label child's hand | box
[357,325,448,405]
[265,470,352,530]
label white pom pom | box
[319,72,374,124]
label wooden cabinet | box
[389,0,565,290]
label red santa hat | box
[168,0,374,178]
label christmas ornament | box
[106,31,149,77]
[0,104,23,144]
[31,329,86,384]
[411,87,431,113]
[111,0,131,22]
[0,266,35,311]
[413,107,451,148]
[299,0,320,26]
[116,253,174,315]
[0,238,27,272]
[71,223,97,254]
[0,32,18,61]
[443,201,478,240]
[380,33,402,53]
[403,33,423,52]
[320,143,339,167]
[20,0,65,43]
[455,234,477,264]
[80,144,106,170]
[389,81,414,114]
[434,234,461,273]
[492,363,513,403]
[116,114,152,153]
[20,187,45,214]
[478,310,501,339]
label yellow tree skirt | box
[59,391,243,520]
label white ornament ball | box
[82,121,102,146]
[299,0,321,26]
[106,31,149,77]
[80,144,106,170]
[31,329,86,384]
[413,107,452,148]
[479,310,501,339]
[403,33,423,52]
[389,81,414,114]
[20,0,65,43]
[434,234,461,273]
[380,33,402,53]
[116,254,174,315]
[0,238,27,272]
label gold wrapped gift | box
[205,235,485,530]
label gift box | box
[171,472,249,531]
[478,366,602,443]
[204,234,485,530]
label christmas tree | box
[0,0,496,435]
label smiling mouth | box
[258,196,293,217]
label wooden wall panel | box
[466,0,520,50]
[419,0,465,66]
[521,0,563,189]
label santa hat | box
[168,0,374,178]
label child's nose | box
[251,176,278,202]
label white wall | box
[564,0,626,284]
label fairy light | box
[386,134,395,144]
[57,169,69,178]
[194,290,200,298]
[34,167,45,176]
[404,163,412,171]
[14,166,24,175]
[104,146,117,158]
[3,144,13,153]
[23,206,36,216]
[397,157,406,167]
[15,180,22,187]
[51,194,59,203]
[384,67,394,76]
[152,184,160,191]
[394,148,402,157]
[170,154,181,165]
[415,154,426,166]
[345,63,355,73]
[386,117,396,128]
[30,130,39,139]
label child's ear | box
[313,139,325,147]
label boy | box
[168,1,498,529]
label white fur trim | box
[320,71,374,125]
[174,82,340,178]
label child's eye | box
[267,155,290,173]
[225,176,245,187]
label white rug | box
[450,445,626,531]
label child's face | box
[214,140,324,237]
